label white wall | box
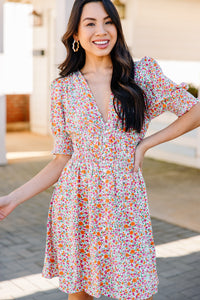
[3,2,33,94]
[0,0,3,53]
[31,0,74,135]
[55,0,74,68]
[129,0,200,61]
[31,0,55,135]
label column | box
[0,94,7,165]
[0,1,6,165]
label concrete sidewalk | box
[0,132,200,300]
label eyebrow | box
[82,16,111,22]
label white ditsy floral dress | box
[42,56,199,300]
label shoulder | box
[134,56,163,81]
[135,56,158,66]
[50,72,80,104]
[51,74,72,88]
[134,56,172,102]
[50,71,78,90]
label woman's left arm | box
[133,102,200,173]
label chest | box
[83,76,112,124]
[66,73,148,142]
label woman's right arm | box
[0,154,71,221]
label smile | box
[93,40,109,45]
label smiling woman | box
[72,2,118,124]
[59,0,146,133]
[0,1,199,300]
[75,13,117,52]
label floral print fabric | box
[42,56,199,300]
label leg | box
[68,290,94,300]
[146,297,153,300]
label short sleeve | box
[137,56,199,120]
[50,78,74,155]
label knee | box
[68,290,93,300]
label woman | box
[0,0,199,299]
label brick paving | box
[0,158,200,300]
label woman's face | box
[74,1,118,59]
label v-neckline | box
[78,70,113,126]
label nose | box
[95,23,107,35]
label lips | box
[92,40,110,45]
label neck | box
[82,54,113,74]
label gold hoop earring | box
[72,40,80,52]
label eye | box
[105,20,113,25]
[86,23,95,26]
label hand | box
[0,195,18,221]
[133,140,149,174]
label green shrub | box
[187,84,198,98]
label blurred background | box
[0,0,200,168]
[0,2,200,299]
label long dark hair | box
[59,0,145,133]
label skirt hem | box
[42,272,159,300]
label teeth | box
[94,41,108,45]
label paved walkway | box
[0,132,200,300]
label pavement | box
[0,131,200,300]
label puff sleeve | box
[50,78,74,155]
[138,56,199,120]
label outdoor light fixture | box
[30,10,43,27]
[113,0,126,19]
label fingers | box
[133,155,143,174]
[133,152,141,174]
[0,211,7,221]
[133,166,138,174]
[133,162,140,174]
[133,157,139,173]
[133,143,145,174]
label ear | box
[73,33,79,41]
